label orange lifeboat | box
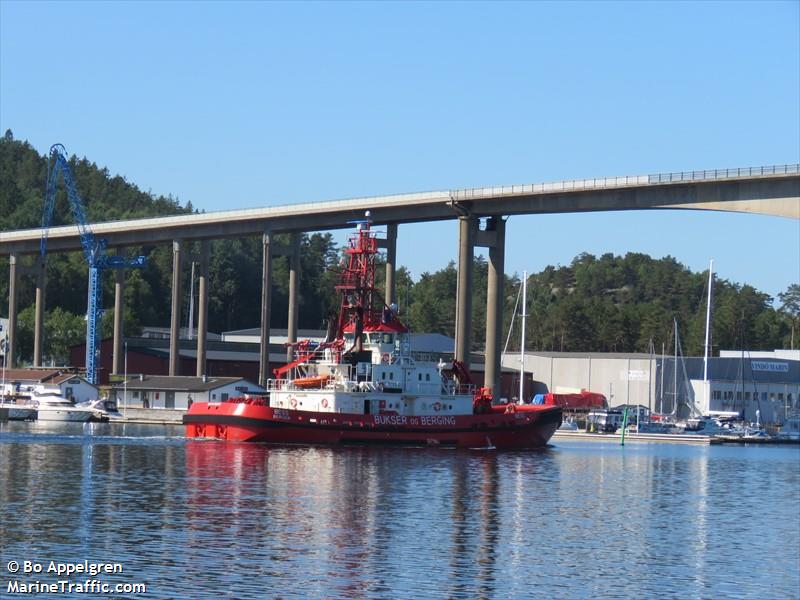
[293,374,331,389]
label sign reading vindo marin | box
[750,361,789,373]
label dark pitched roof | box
[0,368,68,383]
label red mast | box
[336,214,407,352]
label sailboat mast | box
[519,270,527,405]
[673,318,678,417]
[659,342,665,414]
[703,259,714,406]
[648,338,653,421]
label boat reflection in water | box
[183,441,528,598]
[1,422,797,599]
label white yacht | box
[682,416,731,436]
[31,390,95,422]
[0,398,37,421]
[76,397,124,422]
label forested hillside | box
[1,133,795,364]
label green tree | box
[44,308,86,365]
[778,284,800,349]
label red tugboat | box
[184,214,561,448]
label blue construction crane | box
[40,144,146,384]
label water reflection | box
[1,422,798,600]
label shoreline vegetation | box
[1,133,797,366]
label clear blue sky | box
[1,1,798,302]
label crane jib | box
[39,144,147,384]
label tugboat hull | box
[184,402,562,449]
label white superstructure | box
[269,332,474,419]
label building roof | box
[139,326,222,341]
[719,349,800,361]
[111,375,264,392]
[407,333,455,354]
[518,350,656,360]
[130,345,271,363]
[0,368,75,383]
[50,373,94,386]
[221,327,327,340]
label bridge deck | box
[1,164,797,255]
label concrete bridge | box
[2,163,798,396]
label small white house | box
[47,373,99,404]
[111,375,265,410]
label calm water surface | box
[0,421,798,599]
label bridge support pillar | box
[33,259,46,367]
[169,240,183,376]
[5,254,18,368]
[259,232,273,388]
[455,216,476,364]
[196,241,210,377]
[483,217,506,400]
[385,223,397,307]
[286,233,300,363]
[112,266,125,375]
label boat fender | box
[290,397,298,409]
[381,353,390,364]
[321,398,329,409]
[433,402,441,412]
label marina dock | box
[553,430,717,445]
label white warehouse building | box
[503,350,799,425]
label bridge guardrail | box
[451,163,800,201]
[647,164,799,184]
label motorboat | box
[76,397,124,422]
[682,416,731,436]
[558,418,579,431]
[777,416,800,442]
[31,390,96,422]
[0,397,37,421]
[185,214,562,448]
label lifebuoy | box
[381,353,390,364]
[321,398,329,409]
[290,397,298,409]
[505,403,517,414]
[433,402,441,412]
